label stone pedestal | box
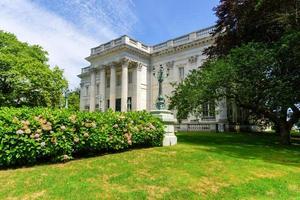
[150,110,177,146]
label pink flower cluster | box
[124,133,132,145]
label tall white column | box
[109,65,116,111]
[89,69,96,112]
[121,61,128,112]
[99,68,106,111]
[134,63,143,111]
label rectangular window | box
[202,102,209,117]
[117,74,121,86]
[179,67,185,80]
[209,102,215,117]
[128,71,133,84]
[127,97,132,111]
[115,98,121,112]
[106,77,110,88]
[96,84,99,95]
[202,101,215,118]
[107,99,110,109]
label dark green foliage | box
[0,108,164,167]
[170,0,300,144]
[170,32,300,144]
[0,30,67,107]
[67,89,80,111]
[207,0,300,57]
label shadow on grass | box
[177,132,300,167]
[0,145,153,170]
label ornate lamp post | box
[152,64,170,110]
[63,89,70,109]
[150,63,177,146]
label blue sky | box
[0,0,219,88]
[133,0,218,44]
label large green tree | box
[170,0,300,144]
[206,0,299,57]
[67,88,80,111]
[170,33,300,144]
[0,30,67,107]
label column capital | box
[127,60,144,71]
[103,62,116,69]
[98,65,106,71]
[120,57,130,66]
[90,67,97,73]
[137,63,143,71]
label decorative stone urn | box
[150,110,177,146]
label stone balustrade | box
[90,26,215,56]
[81,66,91,73]
[91,35,151,55]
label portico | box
[81,58,147,112]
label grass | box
[1,132,300,200]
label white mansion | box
[78,26,230,125]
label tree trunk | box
[274,124,280,135]
[279,123,291,145]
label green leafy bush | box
[0,108,164,167]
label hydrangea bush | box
[0,108,164,167]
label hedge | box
[0,108,164,167]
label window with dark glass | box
[115,98,121,112]
[127,97,132,111]
[96,84,99,95]
[202,101,215,118]
[107,99,110,109]
[179,67,185,80]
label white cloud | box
[0,0,137,89]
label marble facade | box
[78,26,228,124]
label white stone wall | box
[149,45,208,110]
[78,26,228,123]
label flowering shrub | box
[0,108,164,167]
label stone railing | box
[175,123,217,132]
[196,26,215,37]
[173,35,190,45]
[151,26,215,52]
[153,42,168,51]
[175,123,262,133]
[89,26,215,56]
[90,35,151,56]
[81,66,91,73]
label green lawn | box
[1,132,300,200]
